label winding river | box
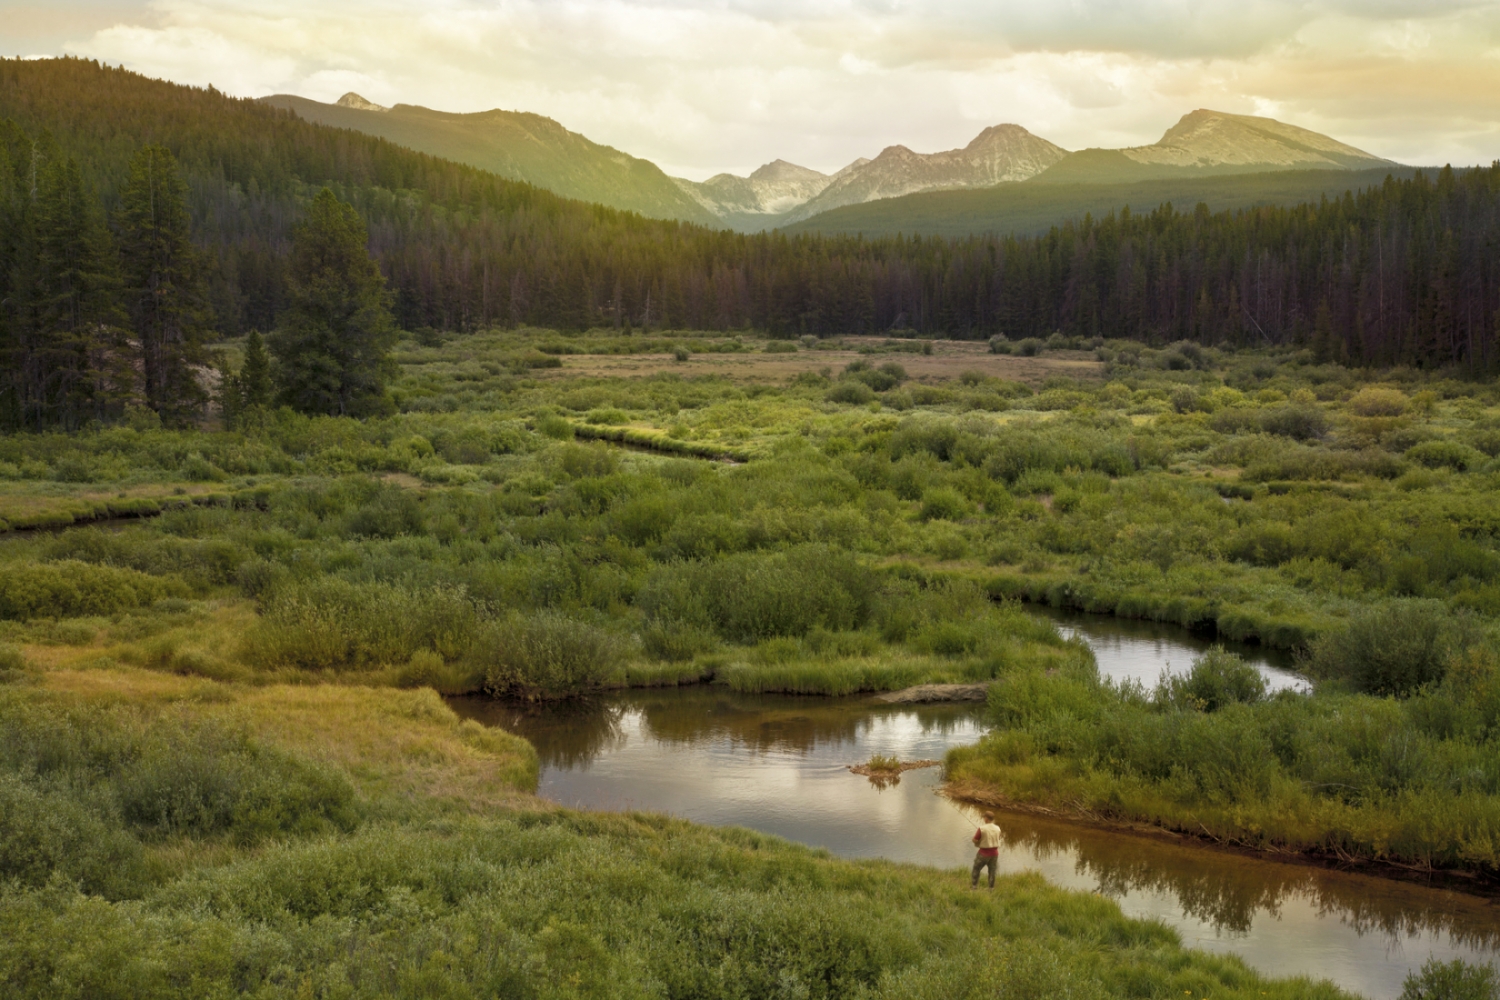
[450,611,1499,998]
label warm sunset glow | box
[10,1,1499,179]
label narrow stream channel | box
[450,612,1499,999]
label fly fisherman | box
[971,812,1002,890]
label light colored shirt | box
[974,822,1002,855]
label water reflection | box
[478,688,976,762]
[988,808,1499,949]
[451,685,1499,998]
[1029,604,1313,694]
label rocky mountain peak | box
[749,159,827,184]
[336,93,388,113]
[1125,109,1392,170]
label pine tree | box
[216,354,241,429]
[268,188,395,416]
[16,153,126,428]
[239,329,273,409]
[118,144,208,426]
[1312,299,1337,363]
[0,122,24,428]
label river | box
[449,610,1499,998]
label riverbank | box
[942,779,1500,897]
[452,682,1500,997]
[0,664,1359,1000]
[940,624,1500,888]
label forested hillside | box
[2,58,1498,372]
[782,168,1417,238]
[262,93,721,226]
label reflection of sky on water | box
[1032,605,1313,694]
[448,612,1497,1000]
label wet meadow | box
[3,329,1500,997]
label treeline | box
[0,112,395,429]
[0,128,212,430]
[3,58,1499,372]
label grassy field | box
[2,327,1500,990]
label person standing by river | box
[971,813,1002,889]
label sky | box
[5,0,1500,180]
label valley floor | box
[5,329,1500,996]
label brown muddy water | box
[450,612,1498,998]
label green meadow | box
[4,329,1500,996]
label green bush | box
[346,486,425,538]
[0,774,146,895]
[557,442,620,479]
[535,413,575,439]
[826,381,875,405]
[1156,648,1267,712]
[1400,959,1499,1000]
[1407,439,1485,471]
[1349,386,1409,417]
[1305,599,1468,697]
[474,611,627,696]
[919,487,970,521]
[117,720,360,842]
[247,578,479,670]
[639,547,877,643]
[0,692,357,896]
[0,643,26,677]
[641,619,719,662]
[43,527,247,588]
[1257,405,1328,441]
[0,560,187,620]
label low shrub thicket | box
[1156,647,1268,711]
[0,690,358,897]
[0,560,187,620]
[1401,958,1500,1000]
[245,577,479,670]
[474,611,629,697]
[1305,600,1474,696]
[638,546,877,643]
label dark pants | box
[971,852,997,888]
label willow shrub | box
[473,610,628,697]
[0,690,359,898]
[1304,599,1472,696]
[1156,647,1268,711]
[638,545,877,643]
[0,560,188,621]
[1400,959,1500,1000]
[244,577,479,670]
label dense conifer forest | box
[2,57,1499,405]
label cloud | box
[61,0,1500,177]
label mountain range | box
[264,93,1397,232]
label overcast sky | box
[6,0,1500,180]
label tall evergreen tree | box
[0,121,25,428]
[219,328,274,429]
[239,329,273,409]
[269,188,395,416]
[15,152,126,429]
[118,144,208,426]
